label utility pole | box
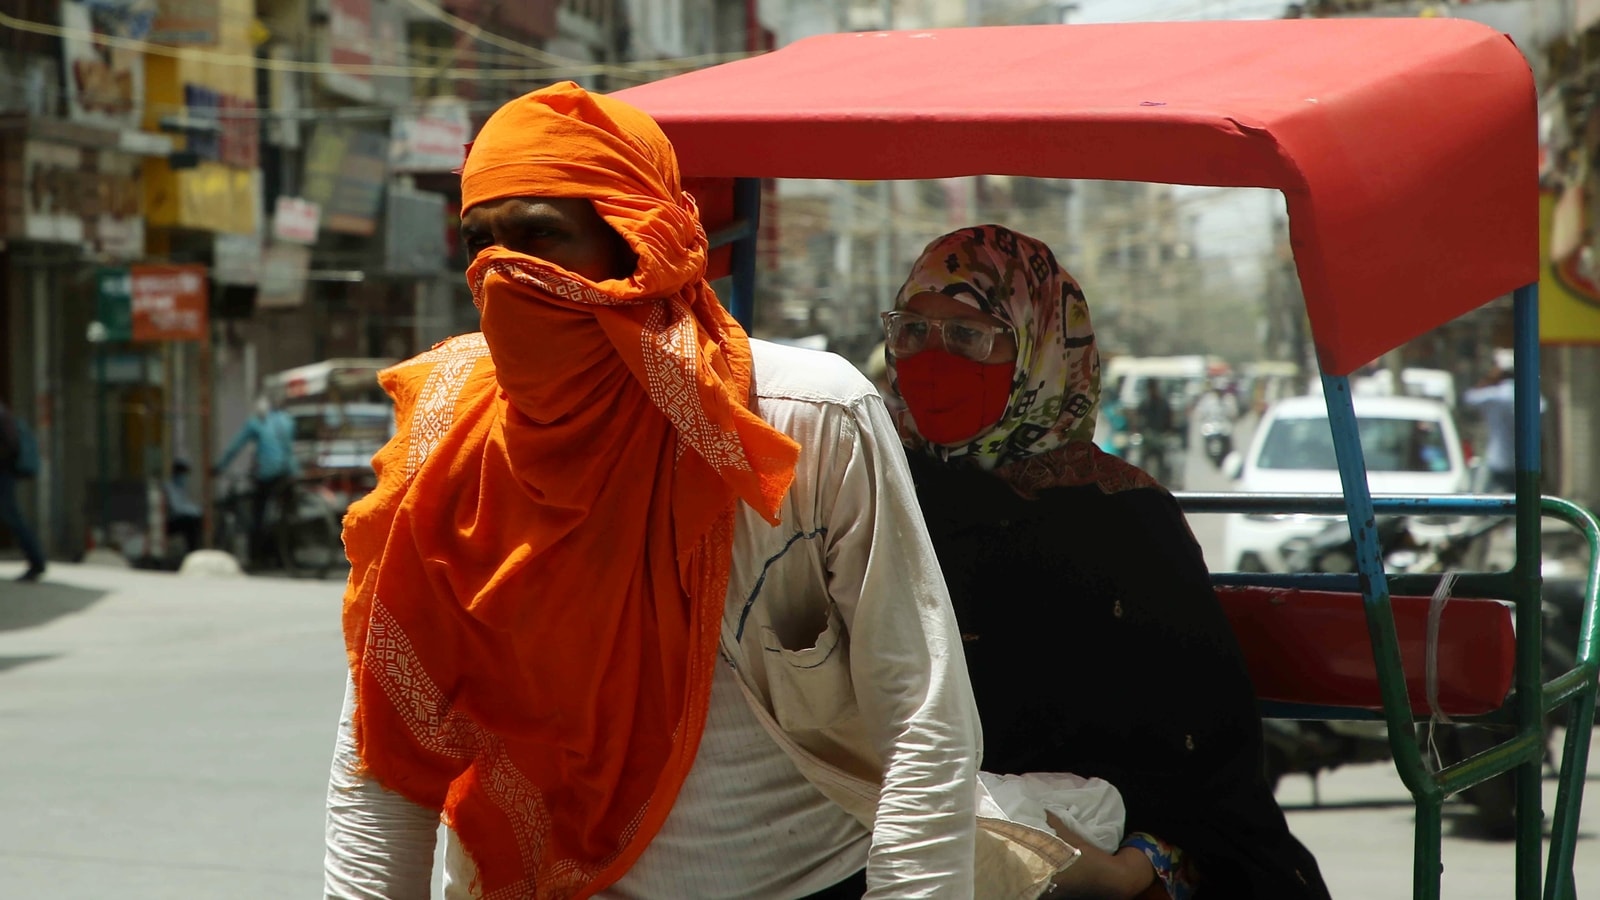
[833,0,856,336]
[963,0,980,223]
[876,0,895,315]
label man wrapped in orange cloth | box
[321,83,994,900]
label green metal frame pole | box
[1320,372,1444,899]
[1541,498,1599,900]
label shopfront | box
[0,116,154,560]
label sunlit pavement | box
[1278,746,1600,898]
[2,552,1598,899]
[0,563,346,899]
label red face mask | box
[894,349,1015,446]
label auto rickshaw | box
[617,18,1600,900]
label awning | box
[617,19,1537,375]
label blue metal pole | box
[728,177,762,329]
[1511,283,1543,899]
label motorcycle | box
[1200,418,1233,469]
[1123,430,1184,487]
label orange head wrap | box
[341,82,799,899]
[461,82,705,303]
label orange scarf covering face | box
[340,82,800,899]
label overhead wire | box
[397,0,753,73]
[0,9,758,85]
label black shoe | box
[16,567,44,583]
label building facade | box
[0,0,754,564]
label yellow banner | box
[1541,191,1600,344]
[143,158,260,235]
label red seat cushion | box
[1216,586,1516,717]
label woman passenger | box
[884,225,1331,900]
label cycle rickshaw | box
[618,18,1600,900]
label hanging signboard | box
[258,242,312,309]
[391,98,472,172]
[130,264,209,342]
[273,196,321,244]
[303,124,388,236]
[213,232,263,286]
[95,266,135,342]
[322,0,375,102]
[371,0,409,107]
[60,0,149,129]
[149,0,222,45]
[1540,191,1600,344]
[8,139,145,259]
[384,187,448,274]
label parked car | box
[1220,394,1470,572]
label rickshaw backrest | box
[1216,586,1516,718]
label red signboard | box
[330,0,372,67]
[131,264,209,342]
[323,0,374,101]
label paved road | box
[0,565,347,899]
[1,557,1596,899]
[1158,411,1256,566]
[1277,742,1600,898]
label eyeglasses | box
[881,310,1014,362]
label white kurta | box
[325,340,984,899]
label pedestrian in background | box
[163,458,204,556]
[1461,349,1545,493]
[214,395,299,560]
[0,400,46,582]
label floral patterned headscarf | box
[889,224,1098,468]
[889,225,1158,497]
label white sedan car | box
[1220,394,1471,573]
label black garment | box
[167,514,203,556]
[249,475,293,563]
[797,867,866,900]
[1137,392,1174,437]
[907,452,1330,900]
[0,471,45,573]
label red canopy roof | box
[617,19,1537,375]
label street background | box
[2,2,1600,896]
[8,0,1600,580]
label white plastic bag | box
[977,772,1127,855]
